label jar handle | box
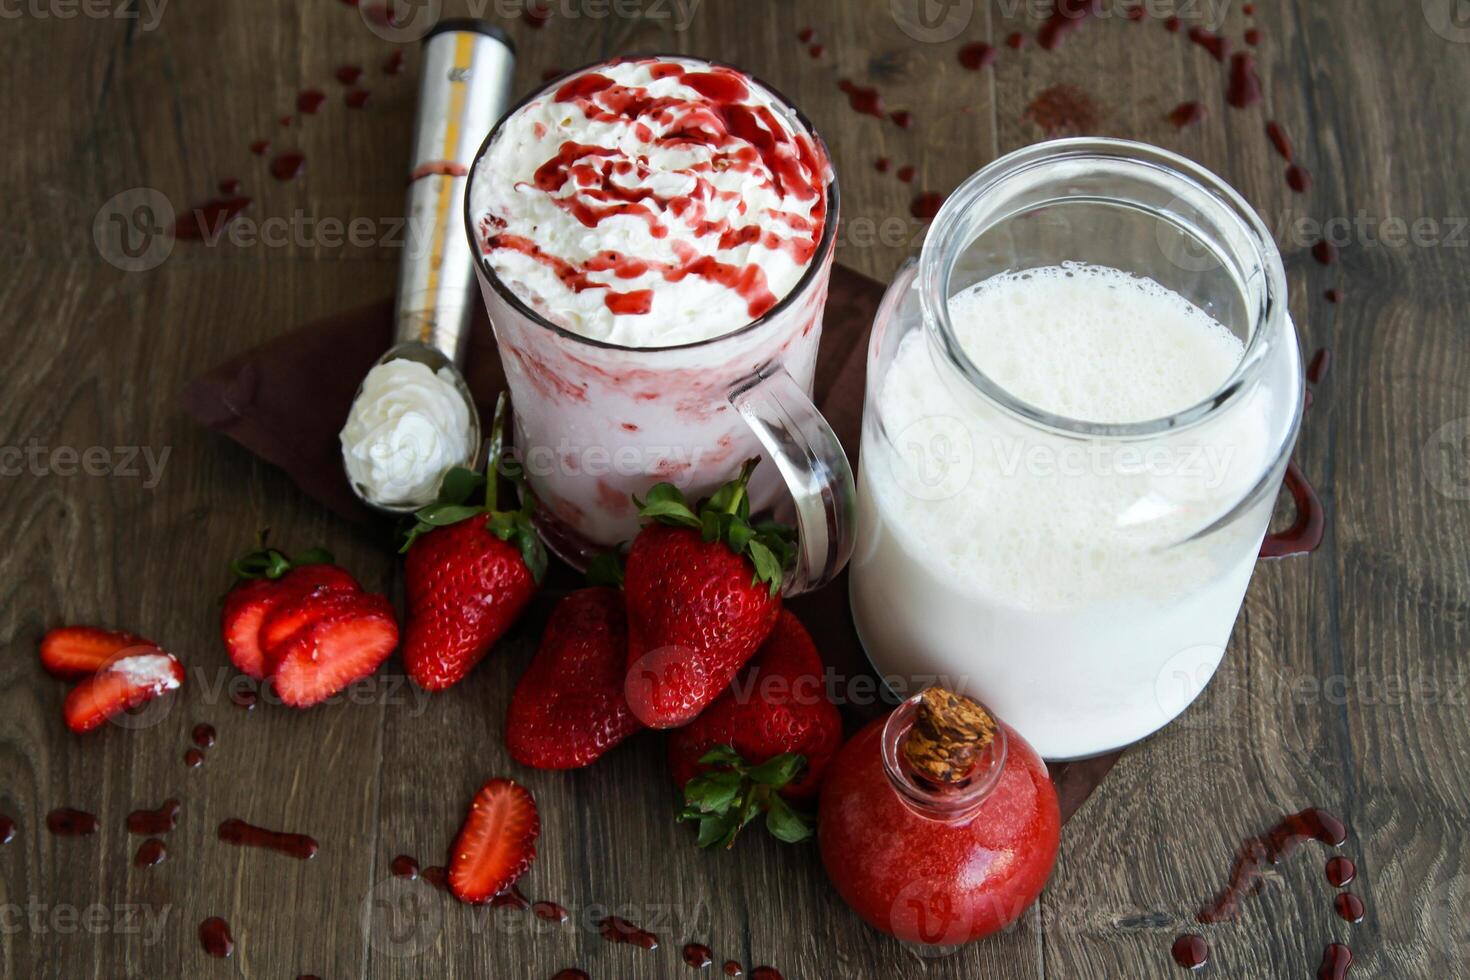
[730,365,856,596]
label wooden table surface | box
[4,1,1469,977]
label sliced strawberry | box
[448,779,540,904]
[269,594,399,708]
[40,626,155,678]
[258,588,366,672]
[63,651,185,734]
[221,580,280,680]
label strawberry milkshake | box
[466,57,850,580]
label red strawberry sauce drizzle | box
[479,60,828,321]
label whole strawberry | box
[506,585,641,770]
[670,611,842,849]
[401,396,545,692]
[623,458,795,729]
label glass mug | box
[463,58,855,594]
[852,139,1303,760]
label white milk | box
[852,264,1279,759]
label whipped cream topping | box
[340,359,475,505]
[470,57,831,347]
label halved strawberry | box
[269,594,398,708]
[63,651,185,734]
[448,778,540,905]
[221,580,280,680]
[40,626,155,679]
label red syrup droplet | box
[911,192,945,219]
[890,110,913,129]
[809,44,824,59]
[296,89,326,114]
[1026,84,1099,134]
[1324,288,1342,304]
[524,2,550,28]
[875,157,891,173]
[134,838,167,868]
[723,964,744,977]
[897,165,915,183]
[838,80,884,118]
[0,815,14,845]
[1198,808,1347,921]
[200,917,234,958]
[796,26,814,43]
[551,971,589,980]
[1171,934,1210,970]
[1266,121,1294,161]
[335,64,363,85]
[218,819,319,860]
[173,196,252,242]
[383,49,406,75]
[47,808,99,837]
[390,854,420,879]
[127,799,180,835]
[184,748,205,768]
[1227,52,1262,108]
[249,139,270,156]
[533,901,569,923]
[1125,4,1146,22]
[230,687,258,710]
[298,976,322,980]
[1243,2,1255,14]
[1006,30,1026,48]
[218,177,241,194]
[1307,347,1332,385]
[421,865,449,890]
[599,915,660,950]
[345,89,371,109]
[1334,892,1365,924]
[1317,943,1353,980]
[279,115,294,127]
[1038,0,1095,51]
[270,152,307,182]
[750,969,783,980]
[1312,240,1339,265]
[606,289,654,316]
[1287,164,1312,193]
[1187,26,1231,61]
[959,41,997,70]
[1168,101,1207,128]
[1164,15,1182,32]
[1245,27,1262,46]
[491,885,530,910]
[1260,460,1326,558]
[192,723,216,749]
[683,943,714,968]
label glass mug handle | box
[730,366,856,596]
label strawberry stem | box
[720,458,760,516]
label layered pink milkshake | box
[466,57,843,566]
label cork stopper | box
[902,688,997,784]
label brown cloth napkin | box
[180,264,1121,822]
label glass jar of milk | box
[852,139,1303,760]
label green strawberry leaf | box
[438,466,484,506]
[677,745,813,850]
[231,532,336,581]
[586,549,626,589]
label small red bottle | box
[818,688,1060,945]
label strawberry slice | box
[448,778,540,904]
[269,594,399,708]
[63,651,185,734]
[221,580,280,680]
[258,588,366,672]
[40,626,155,679]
